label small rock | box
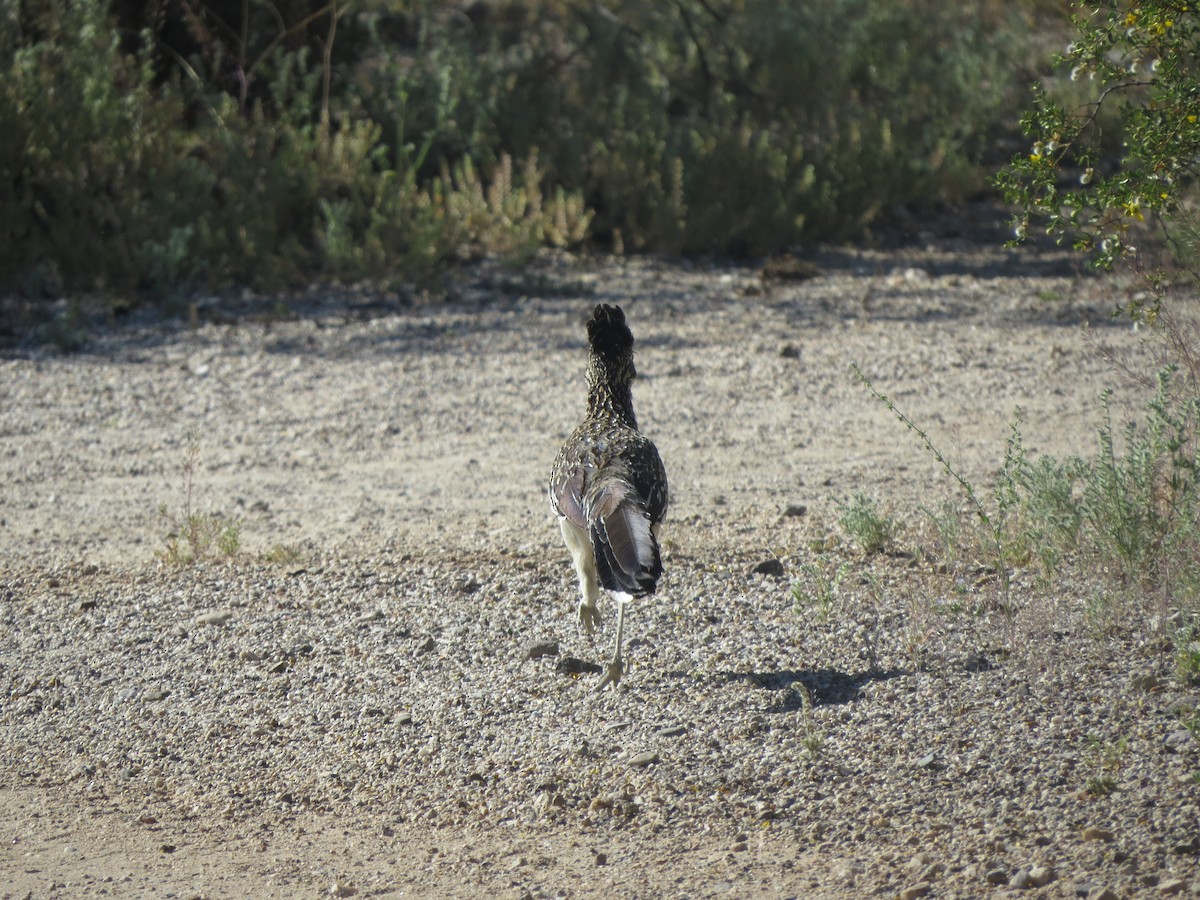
[589,796,614,811]
[916,863,942,883]
[916,752,937,769]
[779,343,802,359]
[1164,730,1193,749]
[330,882,356,898]
[353,610,384,626]
[195,610,232,626]
[1010,869,1033,889]
[1087,888,1119,900]
[749,558,786,578]
[1029,865,1056,887]
[898,882,931,900]
[1173,837,1199,855]
[77,598,98,612]
[1157,879,1186,895]
[1130,670,1161,692]
[831,859,864,884]
[656,724,687,738]
[524,639,559,660]
[593,852,608,866]
[416,636,436,654]
[1082,826,1115,843]
[628,751,659,768]
[781,503,807,518]
[985,868,1009,886]
[144,689,171,702]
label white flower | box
[1080,168,1094,185]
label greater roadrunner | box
[548,304,669,690]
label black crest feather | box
[586,304,634,361]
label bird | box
[548,303,669,691]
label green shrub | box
[835,493,897,556]
[999,0,1200,315]
[391,0,1033,254]
[2,0,1036,309]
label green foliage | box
[853,364,1020,616]
[0,0,591,304]
[1083,732,1128,797]
[1083,371,1200,590]
[791,556,851,622]
[1175,622,1200,685]
[157,435,241,566]
[398,0,1031,254]
[861,361,1200,659]
[835,493,897,556]
[998,0,1200,315]
[1,0,1035,312]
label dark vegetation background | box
[1,0,1071,324]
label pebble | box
[1082,826,1115,843]
[1164,730,1193,749]
[1087,888,1119,900]
[1158,879,1187,895]
[898,882,931,900]
[524,639,559,660]
[627,751,659,768]
[749,558,786,578]
[195,610,232,626]
[985,868,1009,885]
[1029,865,1056,887]
[1130,670,1160,692]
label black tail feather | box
[591,502,662,597]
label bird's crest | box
[586,304,635,364]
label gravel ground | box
[1,241,1198,898]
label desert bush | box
[381,0,1034,254]
[2,0,1036,310]
[0,0,591,303]
[999,0,1200,316]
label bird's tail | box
[589,481,662,597]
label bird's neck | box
[587,366,638,429]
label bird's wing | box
[551,463,590,531]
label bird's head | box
[586,303,637,383]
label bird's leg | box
[560,518,601,634]
[596,595,629,691]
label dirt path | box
[2,245,1197,898]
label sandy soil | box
[2,238,1197,899]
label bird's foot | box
[595,656,624,692]
[578,602,601,636]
